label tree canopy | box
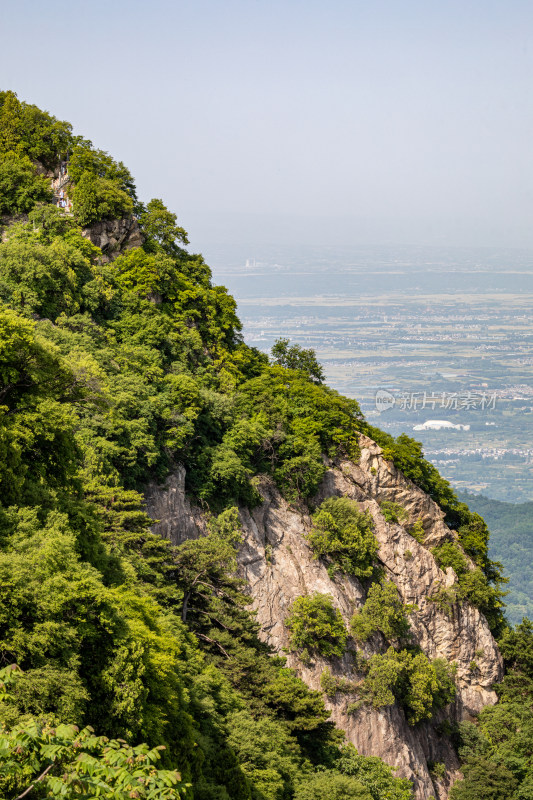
[0,90,520,800]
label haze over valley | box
[207,242,533,504]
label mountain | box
[0,89,531,800]
[458,492,533,626]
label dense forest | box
[0,90,532,800]
[458,492,533,626]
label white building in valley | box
[413,420,470,431]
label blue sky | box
[3,0,533,249]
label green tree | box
[68,142,136,199]
[72,171,134,226]
[351,581,413,643]
[380,501,409,524]
[362,647,456,725]
[337,744,413,800]
[285,593,348,659]
[271,338,324,383]
[307,497,378,578]
[431,542,469,577]
[294,772,372,800]
[0,153,52,214]
[0,90,72,167]
[226,709,302,800]
[140,198,189,256]
[0,663,187,800]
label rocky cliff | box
[146,434,503,800]
[82,216,144,261]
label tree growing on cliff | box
[351,580,414,643]
[307,497,378,578]
[362,647,456,725]
[271,338,325,383]
[285,593,348,659]
[140,198,189,256]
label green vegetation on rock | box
[1,89,527,800]
[458,492,533,626]
[379,501,409,524]
[286,593,348,659]
[368,427,507,635]
[361,647,456,725]
[350,580,414,643]
[306,497,378,578]
[450,619,533,800]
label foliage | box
[458,492,533,626]
[271,338,325,383]
[337,744,414,800]
[225,709,302,800]
[294,772,372,800]
[285,593,348,659]
[380,501,408,524]
[350,581,413,643]
[362,647,456,725]
[430,543,507,631]
[67,141,136,199]
[320,667,358,697]
[140,198,189,256]
[428,585,459,617]
[366,427,507,635]
[0,90,72,168]
[0,92,514,800]
[0,153,52,214]
[432,542,469,576]
[0,666,187,800]
[0,227,93,319]
[72,171,134,226]
[307,497,378,578]
[450,623,533,800]
[407,520,425,544]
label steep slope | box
[0,90,511,800]
[458,491,533,625]
[148,436,503,800]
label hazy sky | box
[2,0,533,250]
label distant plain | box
[207,243,533,503]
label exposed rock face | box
[145,466,206,544]
[146,435,503,800]
[82,217,144,261]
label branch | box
[17,762,55,799]
[196,633,230,658]
[195,609,232,630]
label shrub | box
[294,772,372,800]
[430,543,506,630]
[307,497,378,578]
[428,585,458,617]
[271,337,324,383]
[431,541,469,577]
[408,519,425,544]
[0,152,52,214]
[362,647,456,725]
[72,171,134,226]
[429,761,446,781]
[350,580,413,643]
[380,501,408,524]
[285,593,348,659]
[337,744,414,800]
[320,667,358,697]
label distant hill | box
[458,492,533,626]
